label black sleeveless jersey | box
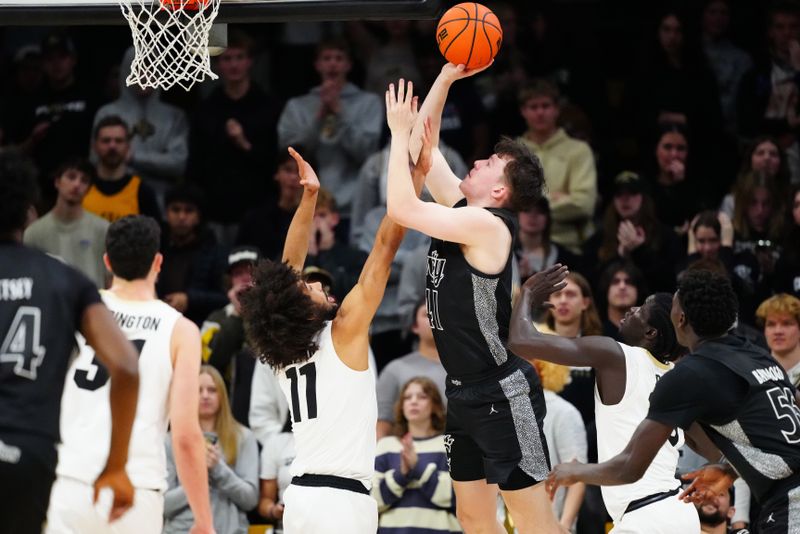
[0,241,101,443]
[425,199,518,376]
[648,335,800,502]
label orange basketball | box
[436,2,503,69]
[160,0,208,10]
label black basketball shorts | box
[0,431,57,534]
[443,357,551,491]
[756,479,800,534]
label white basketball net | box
[118,0,222,91]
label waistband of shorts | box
[624,487,679,514]
[291,474,370,495]
[0,429,57,467]
[446,357,527,386]
[760,472,800,509]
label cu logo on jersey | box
[427,251,446,288]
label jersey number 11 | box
[286,362,318,423]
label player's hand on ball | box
[546,460,581,500]
[440,61,493,82]
[93,466,135,522]
[385,79,418,134]
[288,147,320,193]
[679,464,736,505]
[522,264,569,310]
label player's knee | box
[456,503,496,533]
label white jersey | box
[276,321,377,488]
[595,343,684,522]
[57,291,179,491]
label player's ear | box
[677,311,686,329]
[491,183,507,202]
[644,326,658,341]
[103,253,112,273]
[152,252,163,274]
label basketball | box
[160,0,208,10]
[436,2,503,69]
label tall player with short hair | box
[47,215,215,534]
[0,151,140,534]
[508,265,701,533]
[387,66,563,532]
[548,270,800,533]
[240,86,427,534]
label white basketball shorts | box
[46,476,163,534]
[282,483,378,534]
[610,494,700,534]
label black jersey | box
[648,335,800,502]
[425,199,518,376]
[0,241,101,443]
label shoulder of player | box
[330,316,370,369]
[577,335,626,365]
[617,342,664,369]
[657,357,709,386]
[170,316,201,351]
[464,207,513,239]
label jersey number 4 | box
[286,362,318,423]
[74,339,146,391]
[0,307,46,380]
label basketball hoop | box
[118,0,221,91]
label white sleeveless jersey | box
[595,343,684,522]
[276,321,377,488]
[57,291,179,491]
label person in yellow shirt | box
[517,80,597,253]
[83,115,161,223]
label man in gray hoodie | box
[277,38,383,221]
[92,47,189,200]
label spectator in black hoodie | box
[15,32,98,201]
[157,185,227,325]
[583,170,682,293]
[188,29,281,241]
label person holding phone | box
[164,366,259,534]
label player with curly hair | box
[547,269,800,534]
[240,81,428,534]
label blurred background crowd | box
[2,0,800,532]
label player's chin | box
[321,302,339,321]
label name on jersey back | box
[113,310,162,331]
[0,278,33,301]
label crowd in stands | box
[3,1,800,532]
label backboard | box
[0,0,442,25]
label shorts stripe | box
[499,369,549,481]
[789,485,800,533]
